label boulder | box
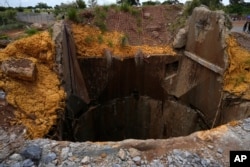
[173,28,188,49]
[1,58,37,81]
[30,23,46,30]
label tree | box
[184,0,223,16]
[76,0,86,9]
[35,2,49,9]
[117,0,140,6]
[142,0,160,6]
[229,0,244,5]
[162,0,180,5]
[88,0,97,8]
[199,0,223,10]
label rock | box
[81,156,90,165]
[207,145,214,149]
[242,118,250,131]
[128,148,141,158]
[118,149,126,160]
[1,58,37,81]
[44,163,56,167]
[145,25,161,31]
[143,12,151,19]
[22,159,34,167]
[9,153,23,161]
[11,162,22,167]
[30,23,45,30]
[217,148,223,154]
[43,152,57,164]
[0,39,11,48]
[20,144,42,161]
[132,156,141,165]
[152,31,159,38]
[61,161,77,167]
[68,152,73,157]
[173,28,188,49]
[60,147,70,160]
[112,164,121,167]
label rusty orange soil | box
[71,24,176,58]
[0,32,65,139]
[224,35,250,99]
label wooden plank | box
[184,51,224,75]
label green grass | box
[120,35,128,48]
[97,35,104,44]
[25,28,38,36]
[84,35,94,46]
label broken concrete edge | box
[3,117,248,165]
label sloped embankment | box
[0,32,65,139]
[71,24,176,58]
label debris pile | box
[0,32,65,139]
[224,35,250,99]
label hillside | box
[71,5,184,58]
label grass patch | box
[120,3,131,13]
[94,20,107,33]
[168,15,187,34]
[107,40,113,47]
[84,35,94,46]
[25,28,38,36]
[0,34,8,39]
[120,35,128,48]
[97,35,104,44]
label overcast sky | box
[0,0,245,8]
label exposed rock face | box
[1,58,37,81]
[168,6,229,127]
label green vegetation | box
[183,0,223,16]
[120,35,128,47]
[142,1,161,6]
[120,3,131,12]
[0,34,8,39]
[67,8,78,22]
[97,35,104,44]
[107,40,113,47]
[84,35,94,46]
[94,7,107,32]
[25,28,39,36]
[168,15,187,33]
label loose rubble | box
[0,118,250,166]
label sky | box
[0,0,246,8]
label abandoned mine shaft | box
[1,4,250,167]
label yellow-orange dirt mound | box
[71,24,176,58]
[224,35,250,99]
[0,32,65,139]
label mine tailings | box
[59,7,250,142]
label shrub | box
[94,20,107,32]
[120,3,131,13]
[97,35,104,44]
[120,35,128,48]
[67,8,78,22]
[25,28,38,36]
